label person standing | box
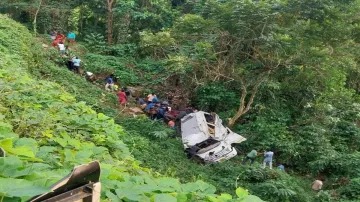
[72,57,81,74]
[67,31,76,45]
[263,150,274,169]
[242,149,259,165]
[58,42,66,55]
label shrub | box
[195,83,239,112]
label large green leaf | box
[182,180,216,194]
[241,195,264,202]
[0,178,49,198]
[153,194,177,202]
[235,188,248,199]
[0,139,35,158]
[0,156,23,178]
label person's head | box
[110,74,115,77]
[75,57,78,59]
[59,42,63,44]
[135,97,139,101]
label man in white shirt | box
[85,71,95,82]
[58,42,65,55]
[312,180,323,191]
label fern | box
[151,130,169,139]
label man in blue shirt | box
[278,164,285,171]
[67,31,76,45]
[263,150,274,169]
[105,76,114,91]
[145,103,155,112]
[72,57,81,74]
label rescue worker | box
[85,71,95,82]
[67,31,76,45]
[72,56,81,74]
[278,163,285,171]
[242,149,259,165]
[136,97,147,109]
[117,89,127,105]
[263,150,274,169]
[105,75,115,91]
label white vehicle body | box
[181,111,246,163]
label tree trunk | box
[33,0,43,37]
[107,0,115,45]
[228,72,270,128]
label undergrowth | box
[0,15,263,202]
[23,20,322,202]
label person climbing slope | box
[105,75,114,91]
[72,56,81,74]
[67,31,76,45]
[50,30,57,40]
[263,149,274,169]
[85,71,95,82]
[58,41,66,55]
[242,149,260,165]
[278,163,285,171]
[66,57,73,71]
[117,89,127,105]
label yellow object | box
[113,85,119,91]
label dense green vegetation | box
[2,0,360,201]
[0,15,262,202]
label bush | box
[195,83,239,112]
[339,178,360,200]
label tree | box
[32,0,43,37]
[106,0,116,45]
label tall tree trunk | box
[107,0,115,45]
[33,0,43,37]
[79,4,84,36]
[228,72,270,128]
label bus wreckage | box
[181,111,246,163]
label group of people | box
[134,93,197,130]
[242,149,324,192]
[50,30,76,49]
[49,30,92,77]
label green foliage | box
[173,14,215,34]
[339,178,360,200]
[140,31,176,58]
[0,14,264,202]
[3,0,360,201]
[195,83,239,112]
[83,33,107,53]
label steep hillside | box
[26,20,321,202]
[0,15,263,202]
[2,0,360,201]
